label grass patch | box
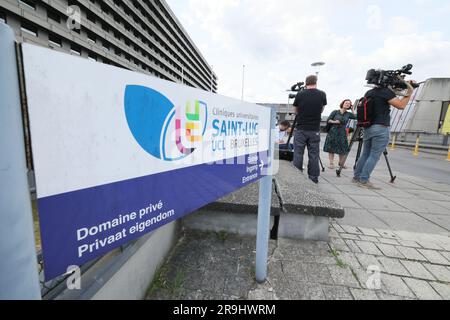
[147,264,170,297]
[249,265,256,279]
[349,268,363,286]
[216,230,229,242]
[335,258,348,269]
[329,247,348,269]
[170,270,186,295]
[147,265,186,298]
[329,247,339,258]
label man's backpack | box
[356,97,374,128]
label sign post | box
[0,23,41,300]
[255,107,276,283]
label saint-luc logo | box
[124,85,208,161]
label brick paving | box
[147,155,450,300]
[147,225,450,300]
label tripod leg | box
[337,128,361,177]
[319,157,325,172]
[383,149,397,183]
[337,137,353,176]
[354,140,363,170]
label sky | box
[166,0,450,115]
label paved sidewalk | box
[319,161,450,235]
[327,223,450,300]
[147,154,450,300]
[146,227,450,300]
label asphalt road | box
[319,135,450,185]
[377,147,450,185]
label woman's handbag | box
[324,110,338,133]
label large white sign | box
[22,44,272,280]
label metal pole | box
[0,23,41,300]
[413,134,420,156]
[256,107,276,283]
[241,64,245,101]
[390,133,397,150]
[447,142,450,162]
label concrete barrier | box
[183,182,279,236]
[275,160,345,241]
[183,160,345,242]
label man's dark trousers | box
[293,130,321,183]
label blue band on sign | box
[38,153,268,280]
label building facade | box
[258,103,296,122]
[0,0,217,92]
[391,78,450,134]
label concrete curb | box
[392,142,448,155]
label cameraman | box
[353,80,416,189]
[292,75,327,184]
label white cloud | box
[167,0,450,115]
[389,16,419,35]
[366,5,383,31]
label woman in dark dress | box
[323,99,356,169]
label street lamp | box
[311,61,325,77]
[241,64,245,100]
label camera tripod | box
[284,115,326,172]
[282,83,325,171]
[336,126,397,183]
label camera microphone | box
[401,64,413,75]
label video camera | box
[288,82,305,99]
[289,82,305,92]
[366,64,420,94]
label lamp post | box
[311,61,325,78]
[241,64,245,100]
